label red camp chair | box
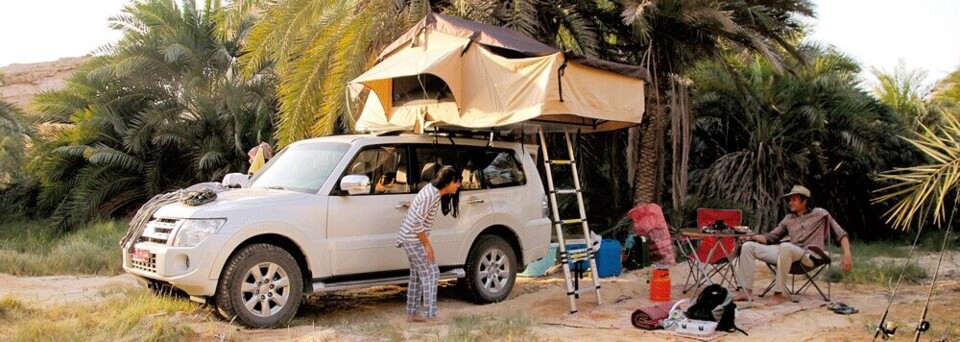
[678,209,742,294]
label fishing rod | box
[912,199,957,342]
[873,222,926,341]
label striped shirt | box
[764,207,848,250]
[397,183,442,244]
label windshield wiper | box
[266,186,287,191]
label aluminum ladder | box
[538,128,602,314]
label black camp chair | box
[758,216,833,301]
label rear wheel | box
[214,244,303,328]
[459,235,517,303]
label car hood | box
[154,188,310,219]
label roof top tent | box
[348,12,648,135]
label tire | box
[459,235,517,303]
[214,244,303,328]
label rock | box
[0,56,87,114]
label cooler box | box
[567,239,622,278]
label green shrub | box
[828,260,928,285]
[918,229,959,252]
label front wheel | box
[214,244,303,328]
[459,235,517,303]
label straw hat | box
[783,185,811,198]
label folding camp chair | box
[677,209,742,294]
[758,216,833,301]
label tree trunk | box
[633,99,665,205]
[670,77,691,218]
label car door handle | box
[466,198,485,204]
[395,201,411,209]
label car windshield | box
[248,142,349,193]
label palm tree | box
[875,67,960,230]
[31,0,277,230]
[690,44,913,232]
[0,100,34,186]
[929,68,960,121]
[872,61,935,130]
[619,0,814,214]
[228,0,614,147]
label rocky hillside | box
[0,57,87,114]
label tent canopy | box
[350,12,647,133]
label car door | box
[326,144,414,275]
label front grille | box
[130,251,157,273]
[138,217,181,245]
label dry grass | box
[354,311,536,341]
[0,287,206,342]
[0,220,125,276]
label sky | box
[1,0,959,86]
[806,0,960,86]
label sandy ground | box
[4,252,960,341]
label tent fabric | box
[351,12,647,134]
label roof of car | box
[291,133,525,149]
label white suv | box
[121,133,551,327]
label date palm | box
[0,100,34,186]
[31,0,277,230]
[620,0,814,210]
[872,61,935,131]
[691,45,910,230]
[875,68,960,230]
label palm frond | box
[874,109,960,229]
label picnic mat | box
[544,297,824,341]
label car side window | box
[413,145,525,191]
[337,145,411,195]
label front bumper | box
[121,234,227,297]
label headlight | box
[172,219,225,247]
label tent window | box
[392,74,453,105]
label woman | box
[396,165,461,323]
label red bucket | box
[650,265,671,302]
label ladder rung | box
[546,159,575,165]
[554,218,586,225]
[560,249,593,262]
[551,189,580,194]
[568,285,601,296]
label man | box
[734,185,854,304]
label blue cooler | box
[566,239,622,278]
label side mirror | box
[339,175,370,195]
[222,173,249,188]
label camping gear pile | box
[628,203,675,265]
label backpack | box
[685,284,747,335]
